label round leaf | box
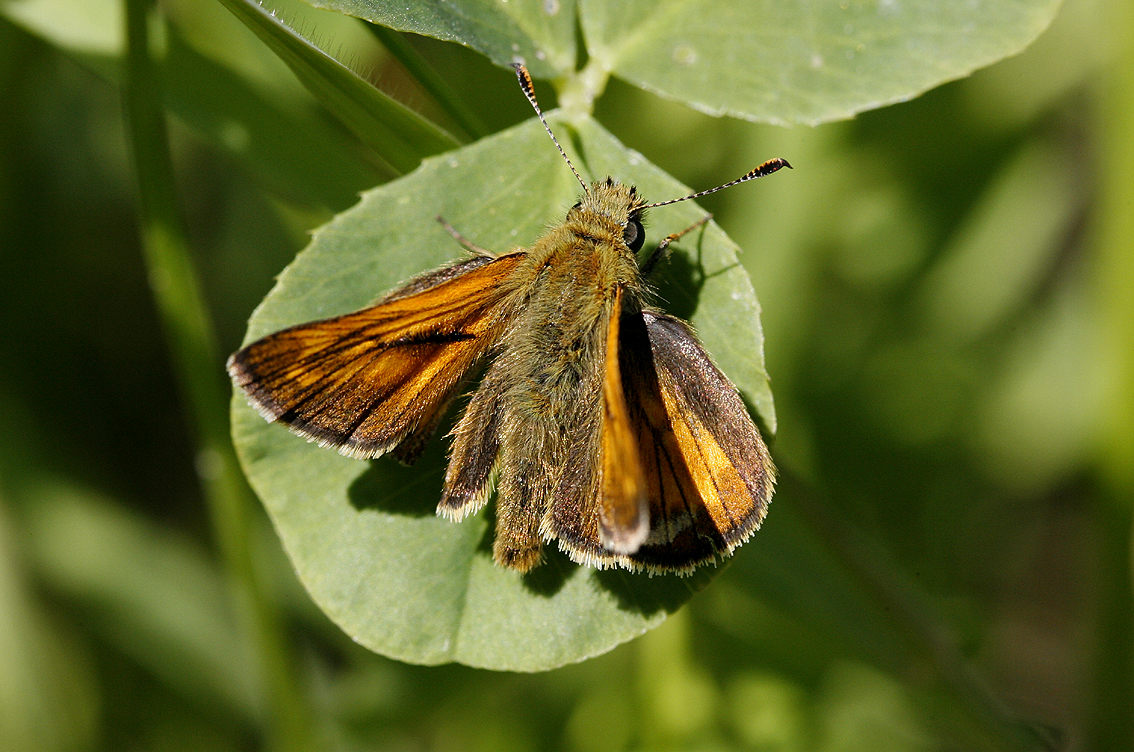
[581,0,1063,125]
[231,115,777,670]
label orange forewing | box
[227,253,523,461]
[617,310,774,572]
[598,287,649,554]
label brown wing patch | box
[227,253,524,460]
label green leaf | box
[216,0,459,172]
[305,0,579,78]
[231,115,777,670]
[295,0,1061,125]
[582,0,1063,125]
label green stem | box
[122,1,312,749]
[1087,0,1134,747]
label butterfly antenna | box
[641,158,793,209]
[512,63,589,194]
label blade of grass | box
[216,0,460,173]
[122,0,312,749]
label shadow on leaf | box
[647,227,717,322]
[595,565,716,616]
[472,503,580,598]
[347,442,448,516]
[522,545,580,597]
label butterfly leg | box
[640,214,712,277]
[436,216,496,257]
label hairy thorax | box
[500,212,641,427]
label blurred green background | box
[1,0,1132,750]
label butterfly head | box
[569,178,649,254]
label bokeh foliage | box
[1,0,1131,750]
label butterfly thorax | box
[512,179,649,306]
[490,181,646,428]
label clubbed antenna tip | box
[642,158,792,210]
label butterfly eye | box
[623,218,645,252]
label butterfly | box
[228,64,785,574]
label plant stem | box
[1087,0,1134,747]
[122,0,313,749]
